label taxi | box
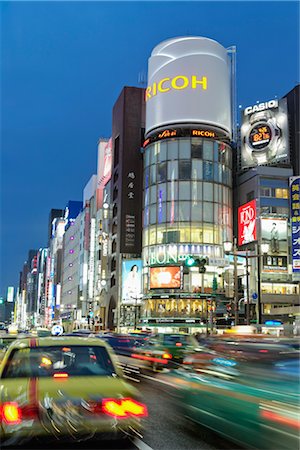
[0,337,147,446]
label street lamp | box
[223,240,269,326]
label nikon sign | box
[145,36,232,138]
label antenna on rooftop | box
[138,71,147,87]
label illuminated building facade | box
[141,37,234,330]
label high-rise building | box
[140,37,234,331]
[109,86,145,330]
[236,89,299,325]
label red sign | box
[238,200,257,246]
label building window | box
[247,191,255,202]
[191,139,203,159]
[260,187,272,197]
[157,162,167,183]
[203,162,213,181]
[113,136,120,167]
[275,188,288,199]
[179,160,191,180]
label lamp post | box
[223,241,269,326]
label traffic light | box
[0,297,4,305]
[184,256,207,273]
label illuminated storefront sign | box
[238,200,257,247]
[143,244,211,266]
[241,98,289,168]
[149,266,182,289]
[290,176,300,275]
[146,75,207,101]
[143,127,220,148]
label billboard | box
[97,138,112,210]
[7,287,14,303]
[290,176,300,275]
[122,259,143,305]
[241,98,289,168]
[145,36,232,137]
[238,200,257,247]
[149,266,182,289]
[261,218,288,272]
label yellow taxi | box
[0,337,147,446]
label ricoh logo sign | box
[238,200,257,246]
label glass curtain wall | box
[143,138,233,251]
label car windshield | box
[3,345,116,378]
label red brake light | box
[1,402,22,425]
[175,342,182,347]
[53,372,69,379]
[259,349,269,353]
[162,353,172,359]
[102,398,148,419]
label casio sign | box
[244,100,278,116]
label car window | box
[3,345,116,378]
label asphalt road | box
[5,359,242,450]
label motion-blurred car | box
[96,334,145,357]
[131,333,198,371]
[0,337,147,446]
[165,354,300,449]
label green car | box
[165,356,300,449]
[0,337,147,446]
[132,333,199,371]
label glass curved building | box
[141,36,234,328]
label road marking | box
[133,437,154,450]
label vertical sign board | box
[290,176,300,279]
[238,200,257,247]
[7,287,14,303]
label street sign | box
[51,325,63,336]
[252,293,258,300]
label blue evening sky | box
[1,1,299,297]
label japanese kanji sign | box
[290,176,300,273]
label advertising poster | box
[238,200,257,247]
[261,218,288,273]
[290,176,300,276]
[122,259,142,305]
[241,98,289,168]
[149,266,182,289]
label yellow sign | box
[146,75,207,101]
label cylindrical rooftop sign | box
[145,36,232,138]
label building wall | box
[61,213,81,311]
[109,87,145,329]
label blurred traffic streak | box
[0,337,147,447]
[129,333,198,372]
[157,339,300,450]
[95,333,148,357]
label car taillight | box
[102,398,148,419]
[53,372,69,379]
[162,353,172,359]
[1,402,22,425]
[175,342,182,347]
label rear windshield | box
[2,345,116,378]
